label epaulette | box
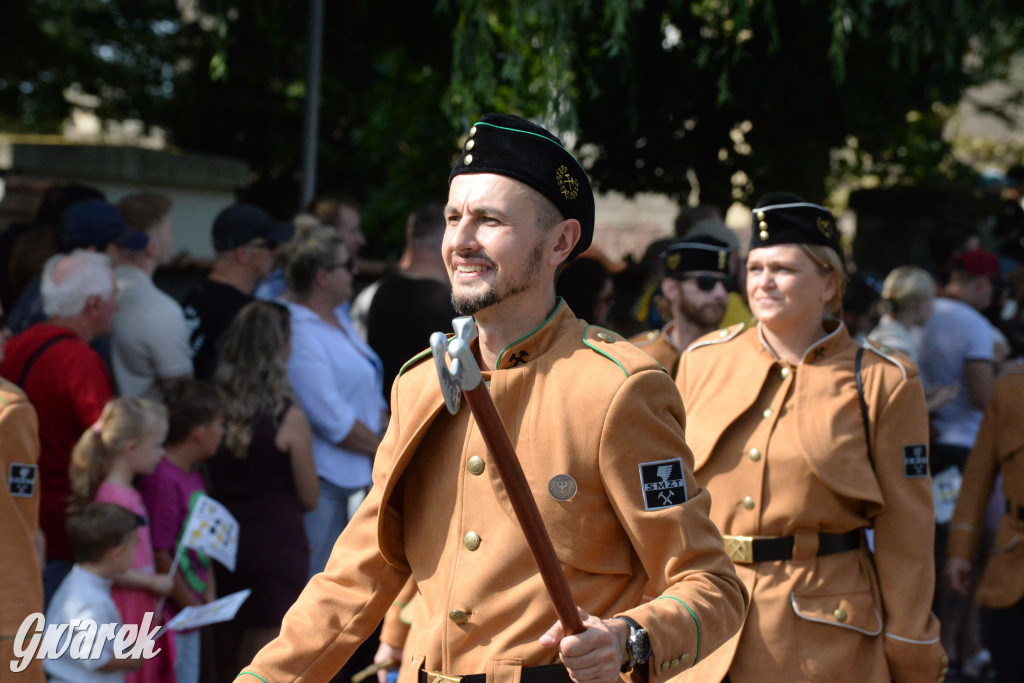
[583,325,660,378]
[686,323,745,353]
[861,340,908,380]
[397,344,441,378]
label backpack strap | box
[17,333,76,386]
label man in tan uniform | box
[629,237,734,375]
[239,114,747,683]
[0,375,45,682]
[947,367,1024,681]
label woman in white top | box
[868,265,935,364]
[869,266,957,411]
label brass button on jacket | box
[741,496,755,510]
[833,608,848,623]
[463,532,481,551]
[449,609,468,625]
[467,456,485,475]
[747,448,761,462]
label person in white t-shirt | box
[44,503,148,682]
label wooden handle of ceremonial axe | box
[430,318,584,636]
[460,386,586,635]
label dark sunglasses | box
[688,275,734,292]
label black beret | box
[750,192,840,254]
[662,237,732,278]
[449,114,595,261]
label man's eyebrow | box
[444,204,511,221]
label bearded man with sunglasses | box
[630,237,734,376]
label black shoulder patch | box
[903,444,928,478]
[639,458,688,509]
[8,463,37,497]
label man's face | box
[665,271,730,329]
[336,205,365,256]
[443,174,552,317]
[149,215,175,266]
[241,238,277,280]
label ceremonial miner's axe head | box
[430,316,482,415]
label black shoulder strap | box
[855,346,873,464]
[17,333,76,386]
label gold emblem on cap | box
[717,250,727,271]
[465,139,475,151]
[469,126,477,137]
[756,210,766,221]
[758,219,769,242]
[760,230,769,241]
[817,216,833,238]
[555,165,579,199]
[665,252,681,272]
[464,153,474,166]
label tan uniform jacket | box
[243,302,747,683]
[0,379,45,682]
[947,370,1024,608]
[676,322,945,683]
[628,326,681,377]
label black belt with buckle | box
[722,530,862,564]
[1006,501,1024,522]
[419,663,571,683]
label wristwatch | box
[613,615,652,671]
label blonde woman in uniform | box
[676,193,947,682]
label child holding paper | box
[138,381,223,683]
[68,397,176,683]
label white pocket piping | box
[789,591,883,636]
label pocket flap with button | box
[790,590,882,636]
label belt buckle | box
[723,535,754,564]
[427,673,463,683]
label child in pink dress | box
[69,396,177,682]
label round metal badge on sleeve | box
[548,474,578,501]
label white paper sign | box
[165,589,252,632]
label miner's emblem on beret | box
[665,253,681,271]
[718,250,727,271]
[817,216,833,239]
[555,165,579,199]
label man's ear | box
[549,219,581,267]
[83,294,103,314]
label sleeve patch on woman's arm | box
[903,444,928,478]
[639,458,688,509]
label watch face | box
[628,629,651,664]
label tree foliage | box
[2,1,1023,251]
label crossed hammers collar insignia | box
[508,350,530,367]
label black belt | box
[1006,501,1024,522]
[723,530,862,564]
[419,663,571,683]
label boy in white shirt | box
[44,502,150,682]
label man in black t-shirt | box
[365,203,455,399]
[182,204,293,379]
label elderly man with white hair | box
[0,249,118,604]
